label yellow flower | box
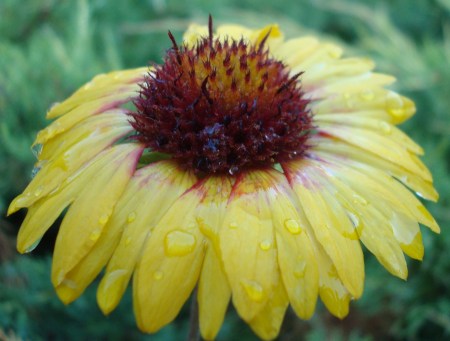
[9,18,439,340]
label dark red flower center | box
[130,18,313,175]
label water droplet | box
[229,222,238,229]
[284,219,302,234]
[352,194,368,206]
[98,214,109,225]
[31,164,42,178]
[31,144,43,159]
[24,238,42,253]
[103,269,127,290]
[359,89,375,101]
[90,229,101,241]
[125,237,132,246]
[164,230,196,256]
[294,260,307,278]
[386,94,405,118]
[61,278,77,289]
[241,279,264,302]
[378,121,392,134]
[34,185,44,197]
[347,212,359,227]
[259,240,272,251]
[127,212,136,223]
[153,270,164,280]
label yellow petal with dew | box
[263,172,319,319]
[307,72,395,99]
[317,247,351,319]
[313,88,415,124]
[284,160,365,299]
[8,111,133,215]
[51,144,143,286]
[196,177,234,340]
[47,67,147,119]
[133,184,206,333]
[39,110,131,161]
[316,114,423,155]
[36,93,134,146]
[248,275,289,341]
[220,170,279,321]
[198,247,231,341]
[16,144,139,253]
[302,57,375,86]
[97,161,196,314]
[316,152,439,233]
[55,211,124,304]
[312,137,438,201]
[390,212,424,260]
[319,125,431,182]
[319,166,408,279]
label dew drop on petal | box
[34,185,44,197]
[284,219,302,234]
[229,222,238,229]
[153,270,164,280]
[378,121,392,135]
[32,144,43,159]
[102,269,127,290]
[24,238,42,253]
[347,212,359,228]
[352,194,368,206]
[98,214,109,225]
[259,239,272,251]
[125,237,132,246]
[386,93,405,118]
[241,279,264,302]
[294,260,307,278]
[164,230,196,256]
[127,212,136,223]
[90,229,101,241]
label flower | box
[9,17,440,340]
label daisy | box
[9,17,439,340]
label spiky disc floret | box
[131,25,313,174]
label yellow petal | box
[319,165,408,279]
[198,247,231,341]
[133,182,206,333]
[97,161,196,314]
[8,111,133,215]
[248,275,289,341]
[316,152,439,233]
[220,170,279,321]
[316,114,423,155]
[284,160,365,299]
[51,144,143,286]
[196,177,234,340]
[36,94,134,146]
[312,137,438,201]
[40,111,131,161]
[313,88,415,125]
[263,172,319,319]
[16,144,139,253]
[47,67,147,119]
[319,125,431,182]
[317,247,351,319]
[55,212,123,304]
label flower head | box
[9,17,440,340]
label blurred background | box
[1,0,449,340]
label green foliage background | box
[1,0,449,340]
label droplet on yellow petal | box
[164,230,197,257]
